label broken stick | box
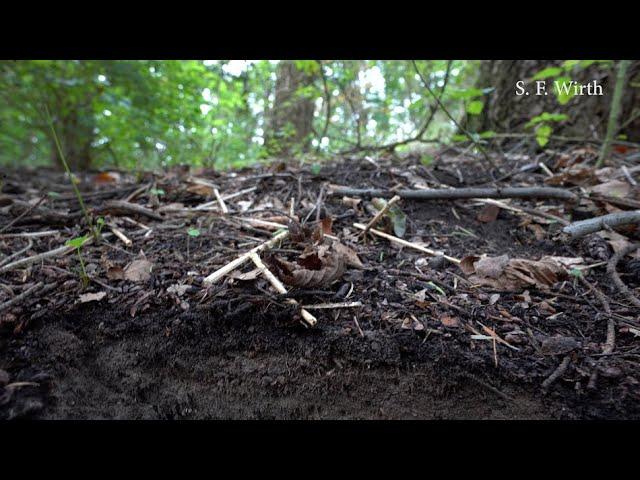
[213,188,229,214]
[562,210,640,239]
[330,186,578,202]
[203,229,289,284]
[249,252,317,327]
[353,223,460,264]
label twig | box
[301,301,363,309]
[249,252,317,327]
[621,165,637,186]
[0,244,74,274]
[193,187,257,210]
[542,355,572,391]
[108,225,132,247]
[353,222,460,264]
[203,230,290,284]
[579,275,615,354]
[0,239,33,268]
[362,195,400,238]
[213,188,229,214]
[0,282,44,312]
[0,230,60,239]
[607,243,640,308]
[0,194,47,233]
[562,210,640,239]
[330,186,577,202]
[98,200,163,221]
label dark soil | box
[2,149,639,419]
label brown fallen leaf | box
[124,259,153,282]
[332,241,364,269]
[588,180,631,198]
[267,253,345,288]
[79,291,106,303]
[476,204,500,223]
[440,315,460,328]
[186,183,214,197]
[228,268,262,281]
[106,266,125,281]
[459,254,583,291]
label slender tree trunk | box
[50,107,95,171]
[265,61,316,157]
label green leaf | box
[569,268,583,278]
[150,188,165,196]
[449,88,484,100]
[187,228,201,237]
[47,191,61,198]
[525,112,568,128]
[532,67,563,80]
[451,134,468,142]
[425,281,446,296]
[554,76,576,105]
[97,217,105,226]
[420,154,434,166]
[535,124,552,147]
[66,236,89,249]
[479,130,496,139]
[310,163,321,175]
[467,100,484,115]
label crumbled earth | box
[1,147,639,419]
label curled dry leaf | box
[267,253,345,288]
[477,204,500,223]
[459,254,583,291]
[106,266,125,281]
[440,315,460,328]
[124,259,153,282]
[332,241,364,269]
[79,291,107,303]
[228,268,262,281]
[588,180,631,198]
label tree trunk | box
[265,61,316,157]
[466,60,640,142]
[50,107,95,171]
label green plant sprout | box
[187,228,201,259]
[45,105,100,241]
[66,235,90,288]
[150,188,165,196]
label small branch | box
[330,186,578,202]
[98,200,163,221]
[203,230,289,284]
[542,355,572,391]
[562,210,640,239]
[0,282,44,312]
[108,225,132,247]
[0,239,33,268]
[301,301,363,310]
[607,243,640,308]
[213,188,229,214]
[353,222,460,264]
[249,252,317,327]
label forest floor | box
[1,144,640,420]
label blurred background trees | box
[1,59,638,171]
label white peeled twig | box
[0,281,44,312]
[109,225,132,247]
[301,301,363,310]
[213,188,229,214]
[249,252,317,327]
[203,229,289,284]
[353,222,460,264]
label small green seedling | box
[310,163,321,176]
[150,188,165,196]
[66,235,90,288]
[187,228,201,259]
[47,191,61,199]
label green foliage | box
[66,236,89,249]
[187,228,201,237]
[535,124,553,147]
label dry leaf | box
[106,266,124,280]
[167,284,190,296]
[477,204,500,223]
[440,315,460,328]
[332,242,364,269]
[588,180,631,198]
[79,291,106,303]
[186,183,214,197]
[342,196,361,209]
[229,268,262,281]
[267,254,345,288]
[124,259,153,282]
[94,172,120,184]
[460,254,583,291]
